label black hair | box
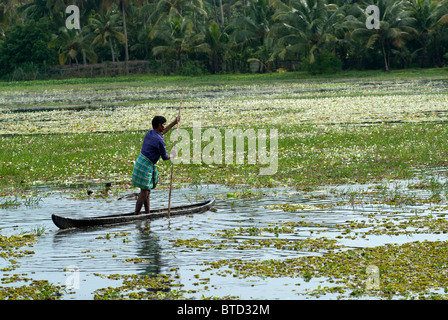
[152,116,167,129]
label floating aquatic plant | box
[201,240,448,299]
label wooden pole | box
[168,88,184,218]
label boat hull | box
[52,198,215,229]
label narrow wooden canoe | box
[52,198,216,229]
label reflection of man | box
[132,115,180,215]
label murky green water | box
[1,176,448,299]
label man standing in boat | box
[132,115,180,214]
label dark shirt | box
[140,129,169,164]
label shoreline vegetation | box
[1,67,447,88]
[1,0,448,81]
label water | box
[1,180,448,299]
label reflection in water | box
[134,220,162,275]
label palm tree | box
[269,0,344,64]
[228,0,272,48]
[89,12,125,62]
[204,21,227,72]
[250,37,281,72]
[130,25,153,59]
[45,0,67,15]
[224,0,274,71]
[227,14,262,50]
[151,0,207,22]
[435,1,448,66]
[0,0,28,33]
[347,0,416,71]
[103,0,131,73]
[407,0,447,67]
[150,14,210,70]
[49,28,97,65]
[133,0,154,28]
[146,0,210,72]
[20,0,48,21]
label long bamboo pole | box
[168,88,184,218]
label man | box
[132,115,180,214]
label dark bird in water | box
[87,183,112,197]
[118,192,140,200]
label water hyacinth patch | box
[1,92,448,135]
[200,240,448,299]
[1,75,448,135]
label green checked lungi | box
[132,153,158,190]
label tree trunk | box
[381,40,389,71]
[219,0,225,26]
[82,49,87,65]
[213,0,218,24]
[433,34,442,67]
[178,49,183,69]
[193,10,197,31]
[121,2,129,74]
[109,38,116,62]
[212,51,219,73]
[420,35,427,68]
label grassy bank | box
[1,67,447,89]
[1,69,448,193]
[1,122,447,194]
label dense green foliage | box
[0,0,448,78]
[0,18,58,76]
